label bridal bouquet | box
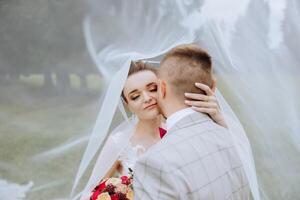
[90,175,134,200]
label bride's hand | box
[184,83,227,128]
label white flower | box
[97,192,111,200]
[126,189,134,200]
[106,177,121,186]
[115,183,127,193]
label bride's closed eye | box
[149,87,157,92]
[130,94,140,101]
[148,84,157,92]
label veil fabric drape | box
[1,0,299,200]
[72,1,300,200]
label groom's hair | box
[159,44,213,98]
[121,60,157,103]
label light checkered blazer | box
[133,112,250,200]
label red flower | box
[121,176,131,185]
[90,189,100,200]
[111,194,119,200]
[104,184,115,194]
[90,180,107,200]
[115,192,127,200]
[98,181,107,192]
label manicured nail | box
[184,93,189,96]
[185,100,189,104]
[195,82,201,86]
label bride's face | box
[123,70,160,120]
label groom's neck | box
[163,99,189,118]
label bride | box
[85,60,228,196]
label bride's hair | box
[121,60,157,103]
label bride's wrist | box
[213,115,228,128]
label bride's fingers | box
[191,107,218,115]
[208,95,217,102]
[195,83,214,96]
[185,93,217,103]
[185,100,218,108]
[184,93,208,101]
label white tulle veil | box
[2,0,298,200]
[69,0,300,200]
[69,1,246,200]
[68,0,300,199]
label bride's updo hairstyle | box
[121,61,157,103]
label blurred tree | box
[0,0,98,90]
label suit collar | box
[168,112,212,134]
[166,107,196,131]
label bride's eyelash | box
[149,86,157,92]
[131,95,140,100]
[150,88,157,92]
[130,85,157,101]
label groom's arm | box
[133,154,180,200]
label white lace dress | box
[109,131,148,176]
[118,141,146,176]
[110,128,166,176]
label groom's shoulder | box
[136,132,194,172]
[136,113,231,169]
[136,135,182,167]
[138,123,230,163]
[171,112,229,137]
[135,144,168,173]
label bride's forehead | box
[124,71,158,90]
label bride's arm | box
[103,160,122,179]
[184,82,227,128]
[80,133,129,198]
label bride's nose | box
[142,91,151,103]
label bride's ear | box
[211,77,217,93]
[159,80,167,98]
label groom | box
[133,44,250,199]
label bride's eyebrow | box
[128,82,156,95]
[128,89,138,95]
[146,82,157,87]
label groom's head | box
[157,44,215,117]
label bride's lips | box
[144,103,157,110]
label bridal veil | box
[0,0,299,200]
[72,1,300,199]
